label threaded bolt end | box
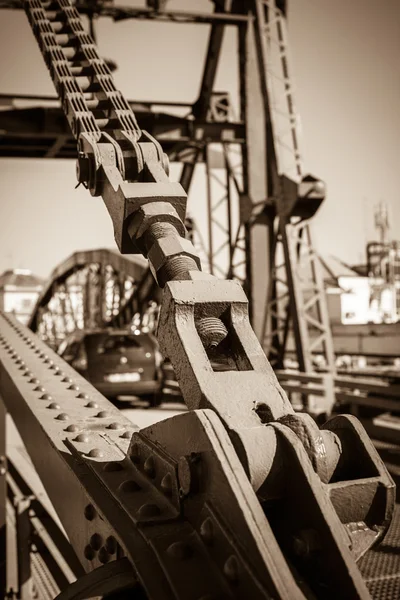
[144,222,178,252]
[161,255,199,283]
[196,317,228,349]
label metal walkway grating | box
[359,505,400,599]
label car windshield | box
[99,335,142,354]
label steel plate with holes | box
[359,504,400,600]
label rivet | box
[62,377,72,383]
[107,422,123,430]
[56,413,69,421]
[84,504,95,521]
[105,536,117,555]
[130,443,140,462]
[84,545,95,560]
[90,533,102,551]
[65,424,79,433]
[223,555,240,583]
[119,480,141,493]
[68,384,80,391]
[44,358,53,365]
[137,503,160,518]
[34,349,41,354]
[23,371,33,378]
[160,473,173,495]
[103,462,123,472]
[166,541,192,560]
[29,378,40,385]
[53,368,62,375]
[40,354,48,360]
[96,411,109,418]
[85,401,98,409]
[88,448,103,458]
[98,546,110,564]
[144,456,156,478]
[47,403,60,410]
[200,518,214,544]
[121,431,131,439]
[74,433,89,443]
[39,393,52,400]
[77,392,89,399]
[15,359,24,365]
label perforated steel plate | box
[359,504,400,599]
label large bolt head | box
[148,236,201,275]
[128,202,186,245]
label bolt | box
[85,401,98,409]
[200,518,214,545]
[166,541,192,560]
[87,448,103,458]
[160,473,173,495]
[223,555,240,584]
[178,453,200,496]
[119,480,141,493]
[195,317,228,350]
[137,503,161,518]
[56,413,69,421]
[144,456,156,478]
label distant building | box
[0,269,44,325]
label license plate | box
[104,372,141,383]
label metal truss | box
[28,249,148,348]
[252,0,335,380]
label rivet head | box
[90,533,102,551]
[56,413,69,421]
[39,393,52,400]
[65,424,79,433]
[178,453,200,496]
[84,504,95,521]
[84,545,95,560]
[223,556,240,583]
[144,456,156,478]
[47,403,60,410]
[85,401,98,409]
[62,377,72,383]
[23,371,33,378]
[160,473,173,495]
[200,518,214,545]
[103,462,123,472]
[119,480,141,493]
[121,431,131,439]
[74,433,89,443]
[137,503,160,518]
[44,359,54,365]
[105,536,117,555]
[107,422,123,430]
[68,384,80,391]
[15,359,24,365]
[87,448,103,458]
[130,443,140,462]
[29,378,40,385]
[98,546,110,564]
[96,411,109,418]
[77,392,89,399]
[166,542,192,560]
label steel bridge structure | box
[0,1,399,599]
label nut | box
[128,202,185,243]
[148,236,201,275]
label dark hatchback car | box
[57,328,163,402]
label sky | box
[0,0,399,278]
